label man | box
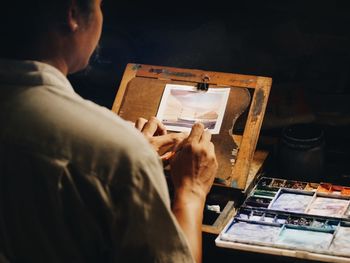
[0,0,218,262]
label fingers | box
[135,116,191,154]
[141,117,167,137]
[151,133,186,149]
[208,142,217,165]
[199,130,212,144]
[187,123,212,146]
[135,118,148,131]
[187,123,204,143]
[169,123,218,198]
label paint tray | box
[216,177,350,262]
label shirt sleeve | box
[107,144,195,263]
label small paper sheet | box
[156,84,230,134]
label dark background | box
[70,0,350,182]
[68,1,350,262]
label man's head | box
[1,0,103,74]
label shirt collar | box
[0,59,75,94]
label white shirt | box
[0,59,194,263]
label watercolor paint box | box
[216,177,350,262]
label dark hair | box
[0,0,94,57]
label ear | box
[67,0,80,32]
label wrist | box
[172,185,207,211]
[171,185,205,263]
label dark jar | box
[277,123,325,182]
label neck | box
[42,58,69,76]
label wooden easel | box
[111,63,272,233]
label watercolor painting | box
[156,84,230,134]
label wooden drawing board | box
[111,64,272,190]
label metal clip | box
[197,75,210,92]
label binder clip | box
[197,75,210,92]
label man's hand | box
[135,117,187,153]
[170,123,218,263]
[170,122,218,198]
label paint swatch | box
[307,197,350,217]
[270,192,313,213]
[330,226,350,255]
[276,227,333,251]
[222,221,280,244]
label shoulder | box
[41,88,160,169]
[2,77,158,173]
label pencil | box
[160,151,176,161]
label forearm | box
[169,123,217,262]
[172,187,206,263]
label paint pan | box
[283,180,306,190]
[311,219,327,229]
[317,183,332,193]
[276,226,334,251]
[331,185,343,195]
[329,223,350,255]
[341,187,350,196]
[325,220,340,230]
[284,180,297,188]
[252,189,277,198]
[262,212,276,223]
[245,196,272,208]
[223,221,281,244]
[236,208,252,220]
[290,181,307,190]
[275,214,289,224]
[307,196,350,217]
[286,216,313,227]
[257,177,273,188]
[250,210,264,221]
[271,179,285,188]
[304,182,319,191]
